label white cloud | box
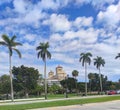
[40,0,59,10]
[75,0,116,9]
[39,0,71,10]
[24,34,36,42]
[73,16,93,28]
[43,14,71,32]
[23,9,47,26]
[13,0,29,14]
[97,2,120,28]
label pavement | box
[30,100,120,110]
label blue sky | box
[0,0,120,82]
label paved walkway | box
[30,100,120,110]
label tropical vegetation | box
[79,52,92,96]
[0,34,120,102]
[0,34,22,101]
[36,42,51,99]
[94,56,105,93]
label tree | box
[12,65,40,97]
[36,42,51,99]
[88,73,95,92]
[115,53,120,59]
[79,52,92,96]
[0,75,11,99]
[48,84,61,94]
[0,34,22,101]
[94,56,105,93]
[72,70,79,94]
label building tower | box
[56,65,67,81]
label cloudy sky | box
[0,0,120,82]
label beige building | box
[47,66,67,86]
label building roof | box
[57,65,63,68]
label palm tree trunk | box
[44,57,47,99]
[9,54,14,101]
[99,67,103,93]
[85,62,87,96]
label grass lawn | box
[0,95,120,110]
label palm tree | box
[72,70,79,94]
[0,34,22,101]
[94,56,105,93]
[79,52,92,96]
[36,42,51,99]
[115,53,120,59]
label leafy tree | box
[72,70,79,94]
[79,52,92,96]
[12,65,40,98]
[36,42,51,99]
[77,82,85,93]
[0,75,11,99]
[94,56,105,93]
[88,73,108,92]
[48,84,61,94]
[88,73,95,92]
[60,77,76,93]
[0,34,22,101]
[34,85,44,96]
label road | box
[30,100,120,110]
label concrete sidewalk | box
[30,100,120,110]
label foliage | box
[115,53,120,59]
[94,56,105,92]
[79,52,92,66]
[0,75,10,94]
[60,77,76,93]
[72,70,79,78]
[0,34,22,57]
[79,52,92,96]
[0,34,22,101]
[36,42,51,100]
[87,73,114,91]
[48,84,61,94]
[12,65,40,97]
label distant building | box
[47,65,67,86]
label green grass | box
[0,95,120,110]
[47,93,76,99]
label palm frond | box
[13,48,22,58]
[0,41,7,46]
[11,35,16,42]
[2,34,10,44]
[36,42,51,61]
[14,42,22,46]
[115,53,120,59]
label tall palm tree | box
[36,42,51,100]
[72,70,79,94]
[0,34,22,101]
[94,56,105,93]
[79,52,92,96]
[115,53,120,59]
